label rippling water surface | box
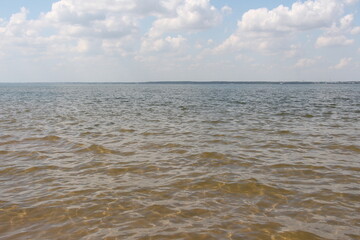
[0,83,359,240]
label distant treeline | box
[140,81,360,84]
[2,81,359,85]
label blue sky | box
[0,0,359,82]
[0,0,56,19]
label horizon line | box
[0,81,359,84]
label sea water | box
[0,83,359,239]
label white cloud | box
[44,0,136,23]
[340,14,354,29]
[0,0,225,60]
[221,6,232,15]
[328,14,360,35]
[331,57,352,69]
[9,7,28,24]
[351,26,360,34]
[235,54,255,63]
[315,14,359,47]
[43,0,140,39]
[284,45,300,58]
[140,35,186,52]
[76,39,90,53]
[344,0,359,4]
[238,0,343,33]
[137,0,223,64]
[295,57,320,68]
[216,0,356,55]
[316,35,354,47]
[0,1,145,59]
[1,7,29,37]
[0,0,359,82]
[148,0,222,37]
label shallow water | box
[0,83,359,240]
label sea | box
[0,83,359,240]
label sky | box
[0,0,359,82]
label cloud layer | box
[216,0,359,53]
[0,0,359,81]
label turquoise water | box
[0,83,359,239]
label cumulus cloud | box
[1,7,29,37]
[221,6,232,15]
[316,35,354,47]
[315,14,358,47]
[42,0,142,41]
[0,1,142,59]
[295,57,320,68]
[138,0,222,64]
[344,0,359,4]
[140,35,186,52]
[0,0,359,82]
[235,54,255,63]
[238,0,342,33]
[331,57,352,69]
[0,0,225,60]
[351,26,360,34]
[216,0,357,55]
[148,0,222,37]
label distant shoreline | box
[139,81,360,85]
[0,81,359,84]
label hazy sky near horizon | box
[0,0,359,82]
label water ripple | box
[0,83,359,239]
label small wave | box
[205,139,234,145]
[22,165,60,173]
[0,140,20,146]
[178,208,212,218]
[24,135,61,142]
[120,151,136,156]
[79,132,92,136]
[0,150,49,160]
[118,128,136,133]
[211,134,227,137]
[146,204,177,216]
[179,178,294,198]
[275,112,291,116]
[196,152,227,160]
[107,168,130,175]
[167,149,188,154]
[232,101,247,105]
[0,150,11,154]
[0,166,19,175]
[221,179,293,197]
[274,230,325,240]
[273,130,295,135]
[0,165,59,176]
[140,143,184,150]
[141,132,162,136]
[77,144,117,154]
[268,163,329,171]
[247,128,269,132]
[326,144,360,153]
[0,134,12,139]
[75,143,135,156]
[261,143,299,149]
[108,165,160,175]
[202,120,228,124]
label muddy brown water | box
[0,83,359,239]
